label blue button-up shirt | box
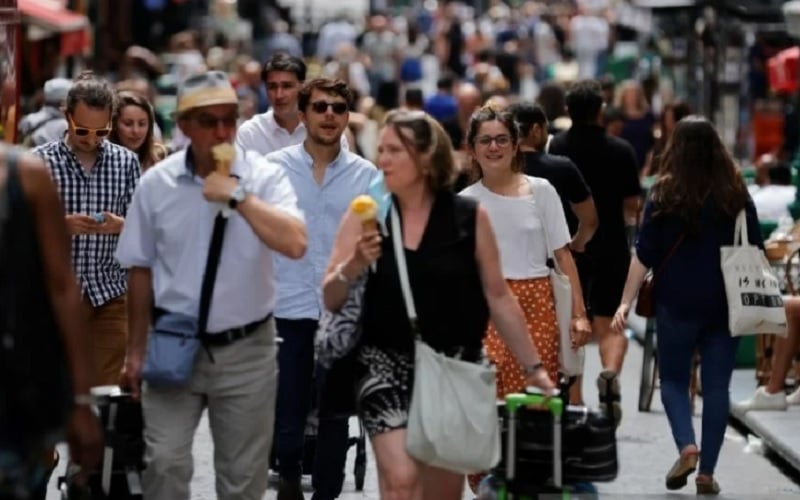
[267,143,378,320]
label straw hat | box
[175,71,237,116]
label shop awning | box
[18,0,89,56]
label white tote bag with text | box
[720,210,787,337]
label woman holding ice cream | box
[322,109,555,499]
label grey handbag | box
[315,273,368,369]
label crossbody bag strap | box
[390,204,422,339]
[524,177,564,274]
[197,213,228,361]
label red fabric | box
[768,47,800,95]
[18,0,89,57]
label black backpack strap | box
[197,213,228,362]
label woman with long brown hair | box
[611,116,763,495]
[109,91,167,170]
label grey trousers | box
[141,319,278,500]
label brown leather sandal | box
[665,449,699,490]
[696,475,721,495]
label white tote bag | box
[720,210,787,337]
[528,179,584,376]
[391,205,500,474]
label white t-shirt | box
[460,176,571,279]
[752,184,797,222]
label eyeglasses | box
[475,134,512,147]
[193,114,238,129]
[67,114,112,137]
[309,101,348,115]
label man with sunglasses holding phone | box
[266,77,377,500]
[34,71,141,387]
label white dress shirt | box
[236,109,348,157]
[115,147,303,332]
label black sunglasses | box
[309,101,348,115]
[193,114,238,129]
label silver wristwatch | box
[229,184,247,209]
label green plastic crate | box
[736,335,756,368]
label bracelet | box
[74,394,94,407]
[522,362,544,376]
[572,312,587,319]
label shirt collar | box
[59,136,108,161]
[265,109,305,135]
[298,141,346,169]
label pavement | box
[728,368,800,477]
[45,338,800,499]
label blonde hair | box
[614,79,649,115]
[384,110,456,191]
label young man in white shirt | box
[236,53,347,156]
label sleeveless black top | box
[360,190,489,360]
[0,151,71,445]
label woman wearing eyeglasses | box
[109,91,168,171]
[461,105,590,396]
[322,109,556,499]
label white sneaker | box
[786,386,800,405]
[735,386,788,411]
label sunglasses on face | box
[193,114,238,129]
[475,134,512,147]
[309,101,348,115]
[68,114,111,137]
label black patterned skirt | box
[355,345,414,437]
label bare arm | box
[321,210,380,311]
[619,254,649,308]
[569,197,598,252]
[623,195,641,227]
[22,154,103,472]
[119,267,153,400]
[23,156,94,398]
[237,195,307,259]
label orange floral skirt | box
[486,277,561,397]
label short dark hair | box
[768,162,792,185]
[437,75,454,91]
[508,102,547,137]
[405,88,424,108]
[261,52,307,82]
[66,71,116,115]
[297,78,353,112]
[565,80,604,125]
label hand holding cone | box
[351,195,379,232]
[211,143,236,176]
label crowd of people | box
[1,3,798,500]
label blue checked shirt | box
[34,139,141,307]
[267,143,379,320]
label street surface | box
[47,342,800,499]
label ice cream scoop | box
[211,143,236,176]
[351,195,379,232]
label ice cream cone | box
[211,143,236,176]
[351,195,379,232]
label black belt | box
[203,313,273,347]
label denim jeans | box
[275,318,350,498]
[656,306,740,475]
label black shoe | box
[278,478,305,500]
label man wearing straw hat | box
[116,71,307,500]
